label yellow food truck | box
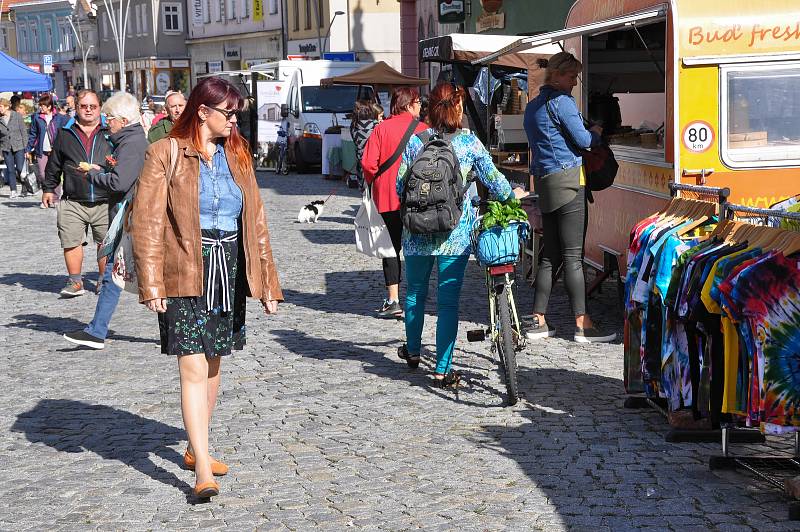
[476,0,800,275]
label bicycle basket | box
[473,221,528,266]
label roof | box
[0,50,53,91]
[2,0,30,14]
[320,61,428,88]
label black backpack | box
[401,131,470,235]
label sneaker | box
[376,299,402,319]
[9,190,18,199]
[60,279,86,297]
[524,316,556,340]
[574,325,616,343]
[63,330,104,349]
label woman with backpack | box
[395,82,526,387]
[361,87,428,318]
[523,52,615,343]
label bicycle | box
[467,199,530,406]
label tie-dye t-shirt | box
[722,252,800,429]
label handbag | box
[544,96,618,199]
[353,117,419,258]
[354,184,396,258]
[21,159,38,194]
[111,138,178,293]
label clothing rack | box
[708,203,800,520]
[625,184,765,444]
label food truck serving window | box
[721,62,800,169]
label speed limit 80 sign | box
[682,120,715,153]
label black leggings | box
[533,188,588,317]
[380,209,403,286]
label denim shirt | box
[199,143,243,231]
[524,85,600,177]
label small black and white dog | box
[297,200,325,223]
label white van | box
[256,60,374,172]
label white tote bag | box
[354,185,397,258]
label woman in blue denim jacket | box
[523,52,615,343]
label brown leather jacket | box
[131,136,283,304]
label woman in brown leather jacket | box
[131,77,282,499]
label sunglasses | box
[79,104,99,110]
[205,105,238,121]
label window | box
[135,4,142,35]
[0,28,7,51]
[269,0,278,15]
[141,4,149,34]
[30,23,39,52]
[240,0,249,19]
[217,0,224,21]
[293,0,299,30]
[721,62,800,169]
[18,26,26,52]
[301,86,374,113]
[126,10,134,36]
[204,0,212,23]
[102,12,109,40]
[162,2,182,32]
[305,0,311,29]
[226,0,236,20]
[44,20,53,51]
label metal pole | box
[83,45,93,89]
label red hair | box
[169,77,253,178]
[390,87,420,116]
[427,82,465,133]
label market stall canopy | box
[470,7,666,66]
[0,51,53,92]
[320,61,428,88]
[419,33,561,71]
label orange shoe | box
[184,449,229,476]
[193,480,219,498]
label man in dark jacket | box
[42,89,114,297]
[0,98,29,198]
[147,90,185,143]
[63,91,148,349]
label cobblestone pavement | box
[1,175,799,531]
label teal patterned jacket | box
[397,129,513,256]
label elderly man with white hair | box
[63,91,150,350]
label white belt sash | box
[200,234,238,313]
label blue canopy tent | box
[0,51,52,92]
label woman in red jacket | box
[361,88,428,318]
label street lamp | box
[82,45,94,89]
[323,10,346,55]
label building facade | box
[0,0,25,58]
[96,0,190,98]
[69,0,99,91]
[466,0,572,36]
[13,0,76,97]
[285,0,401,68]
[186,0,283,86]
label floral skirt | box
[158,228,246,357]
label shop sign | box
[476,11,505,33]
[195,62,208,74]
[419,37,453,62]
[155,59,170,69]
[438,0,465,24]
[172,59,190,68]
[224,44,241,60]
[155,71,171,94]
[208,60,223,73]
[27,63,41,72]
[252,0,263,22]
[191,0,204,26]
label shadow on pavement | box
[270,328,510,407]
[1,201,45,208]
[11,399,193,496]
[7,313,157,345]
[0,272,101,294]
[299,228,355,245]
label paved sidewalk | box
[0,177,798,531]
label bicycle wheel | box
[495,284,519,406]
